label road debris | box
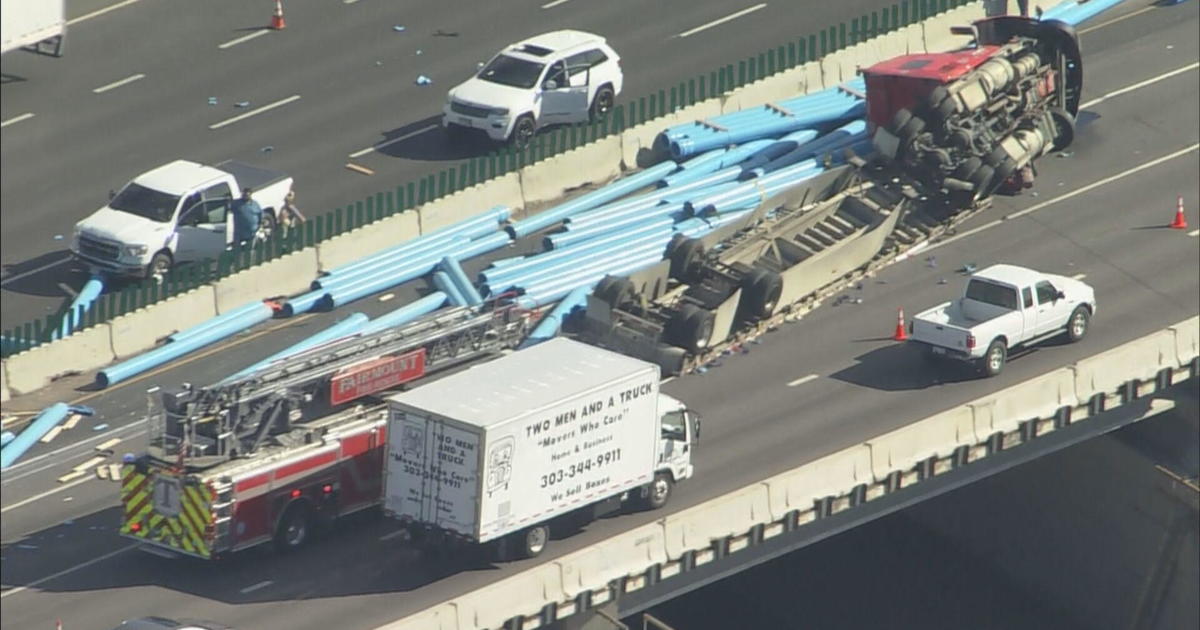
[415,75,433,86]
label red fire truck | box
[120,304,532,558]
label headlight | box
[125,244,148,257]
[489,107,509,116]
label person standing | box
[231,187,263,246]
[279,189,306,238]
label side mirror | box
[1056,290,1066,301]
[543,79,558,90]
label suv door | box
[540,60,588,123]
[175,183,232,262]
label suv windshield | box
[965,278,1019,310]
[109,183,179,223]
[478,54,545,89]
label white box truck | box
[1,0,66,56]
[384,337,700,560]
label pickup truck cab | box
[442,30,623,147]
[71,160,293,279]
[909,264,1096,376]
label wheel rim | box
[595,91,613,115]
[988,348,1003,372]
[286,519,306,546]
[1071,312,1086,337]
[151,257,170,277]
[516,120,534,146]
[652,478,669,504]
[526,527,546,555]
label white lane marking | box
[678,4,768,38]
[1,420,146,483]
[218,29,271,50]
[67,0,140,25]
[1,113,35,128]
[209,95,301,130]
[1071,273,1087,280]
[240,580,274,594]
[928,144,1199,254]
[379,529,408,541]
[349,123,439,158]
[1080,62,1198,109]
[0,477,94,514]
[92,73,145,94]
[787,374,818,387]
[661,376,676,384]
[1189,229,1199,237]
[0,544,134,599]
[542,0,571,8]
[0,256,70,286]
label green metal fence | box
[0,0,972,358]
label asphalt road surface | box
[2,0,901,330]
[2,2,1198,629]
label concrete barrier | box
[316,211,421,273]
[922,3,987,53]
[763,444,872,520]
[661,484,771,560]
[557,521,667,598]
[620,116,679,170]
[1074,329,1177,402]
[458,563,563,630]
[976,367,1077,434]
[721,68,809,114]
[2,323,114,395]
[108,287,218,359]
[0,361,10,403]
[214,249,319,314]
[518,136,623,210]
[866,407,962,479]
[420,174,524,234]
[820,41,875,88]
[900,22,929,55]
[376,603,457,630]
[1169,316,1200,370]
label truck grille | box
[451,100,493,118]
[78,235,121,262]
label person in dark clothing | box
[231,187,262,245]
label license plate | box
[932,347,947,355]
[457,116,473,127]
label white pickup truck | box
[71,160,293,279]
[909,264,1096,376]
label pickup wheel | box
[982,340,1007,377]
[1066,306,1090,343]
[643,473,673,511]
[146,251,173,281]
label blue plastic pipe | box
[545,212,678,250]
[1,403,69,469]
[281,290,327,317]
[358,291,450,335]
[751,121,867,175]
[521,252,667,306]
[432,271,468,307]
[57,274,105,339]
[98,305,274,387]
[169,300,269,342]
[564,170,743,227]
[0,431,14,448]
[498,237,673,294]
[669,100,865,158]
[519,284,594,349]
[510,161,679,238]
[440,257,484,306]
[224,312,371,382]
[314,236,470,291]
[481,220,675,287]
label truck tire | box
[643,473,673,510]
[982,340,1007,377]
[741,268,783,319]
[1049,107,1076,152]
[274,503,312,552]
[597,277,636,311]
[666,304,714,353]
[1066,306,1090,343]
[510,114,537,148]
[519,524,550,559]
[966,165,995,202]
[668,238,706,283]
[890,109,913,134]
[146,251,173,280]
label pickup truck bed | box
[216,160,289,193]
[917,300,1006,330]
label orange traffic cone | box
[1170,195,1188,230]
[270,0,286,30]
[893,307,908,341]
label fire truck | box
[865,16,1083,205]
[119,303,533,559]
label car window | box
[964,278,1018,310]
[201,183,233,223]
[203,182,232,201]
[1022,287,1034,309]
[586,49,609,67]
[1035,281,1058,305]
[110,183,180,223]
[543,61,568,88]
[478,54,545,89]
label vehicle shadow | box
[0,252,85,300]
[828,342,981,391]
[374,115,498,162]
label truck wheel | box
[598,277,637,311]
[146,251,173,280]
[510,115,536,148]
[643,473,673,510]
[274,503,312,552]
[590,84,615,120]
[741,268,783,319]
[668,238,706,283]
[1066,306,1090,342]
[982,340,1007,377]
[890,109,913,134]
[666,304,713,353]
[519,524,550,559]
[1048,107,1076,151]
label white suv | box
[442,30,623,146]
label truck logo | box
[331,349,426,405]
[486,437,515,494]
[400,423,424,458]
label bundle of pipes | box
[508,161,680,238]
[518,285,594,349]
[661,78,868,159]
[740,119,868,177]
[1,402,69,469]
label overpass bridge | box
[382,316,1198,630]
